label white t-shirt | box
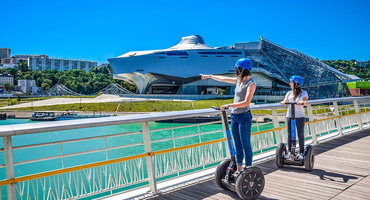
[285,90,308,118]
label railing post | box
[141,122,158,194]
[306,104,318,145]
[353,100,364,130]
[271,108,279,129]
[3,136,16,200]
[220,112,231,158]
[271,108,282,143]
[333,101,343,136]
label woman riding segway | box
[281,75,308,160]
[202,58,256,172]
[202,58,265,199]
[276,75,314,171]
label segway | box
[213,106,264,200]
[275,102,314,171]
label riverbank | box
[0,110,149,119]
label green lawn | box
[0,98,234,112]
[3,96,346,115]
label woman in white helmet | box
[201,58,256,174]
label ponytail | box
[293,82,302,101]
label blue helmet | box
[290,75,304,86]
[235,58,252,69]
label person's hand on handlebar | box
[280,101,287,106]
[220,104,229,111]
[297,100,308,106]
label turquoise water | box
[0,119,276,175]
[0,119,225,176]
[0,118,277,199]
[0,118,39,125]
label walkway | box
[0,94,192,109]
[135,129,370,200]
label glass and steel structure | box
[108,35,358,99]
[244,38,355,99]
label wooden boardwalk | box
[139,130,370,200]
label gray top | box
[232,78,255,114]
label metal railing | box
[0,96,370,199]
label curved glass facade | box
[244,38,354,99]
[108,35,357,99]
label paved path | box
[136,129,370,200]
[0,94,191,110]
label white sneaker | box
[298,153,304,160]
[284,152,291,159]
[233,171,240,178]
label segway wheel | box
[235,167,265,200]
[275,143,286,168]
[215,158,234,191]
[304,145,314,171]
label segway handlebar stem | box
[283,102,297,119]
[211,106,236,157]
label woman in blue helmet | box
[201,58,256,173]
[280,75,308,160]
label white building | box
[0,74,14,85]
[1,53,97,72]
[28,57,97,72]
[1,54,48,68]
[108,35,357,99]
[18,79,41,94]
[0,63,17,69]
[99,63,110,68]
[355,61,367,67]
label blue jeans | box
[230,111,253,166]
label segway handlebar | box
[211,106,220,110]
[211,106,229,110]
[283,102,297,105]
[211,106,229,129]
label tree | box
[43,78,53,85]
[107,65,113,75]
[3,82,11,91]
[6,68,17,77]
[18,60,29,72]
[24,74,33,80]
[119,80,137,93]
[41,82,51,92]
[6,67,137,95]
[9,84,15,91]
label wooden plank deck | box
[138,129,370,200]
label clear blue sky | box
[2,0,369,65]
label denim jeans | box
[230,111,253,166]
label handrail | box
[0,96,369,200]
[1,96,368,137]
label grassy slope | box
[0,97,289,114]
